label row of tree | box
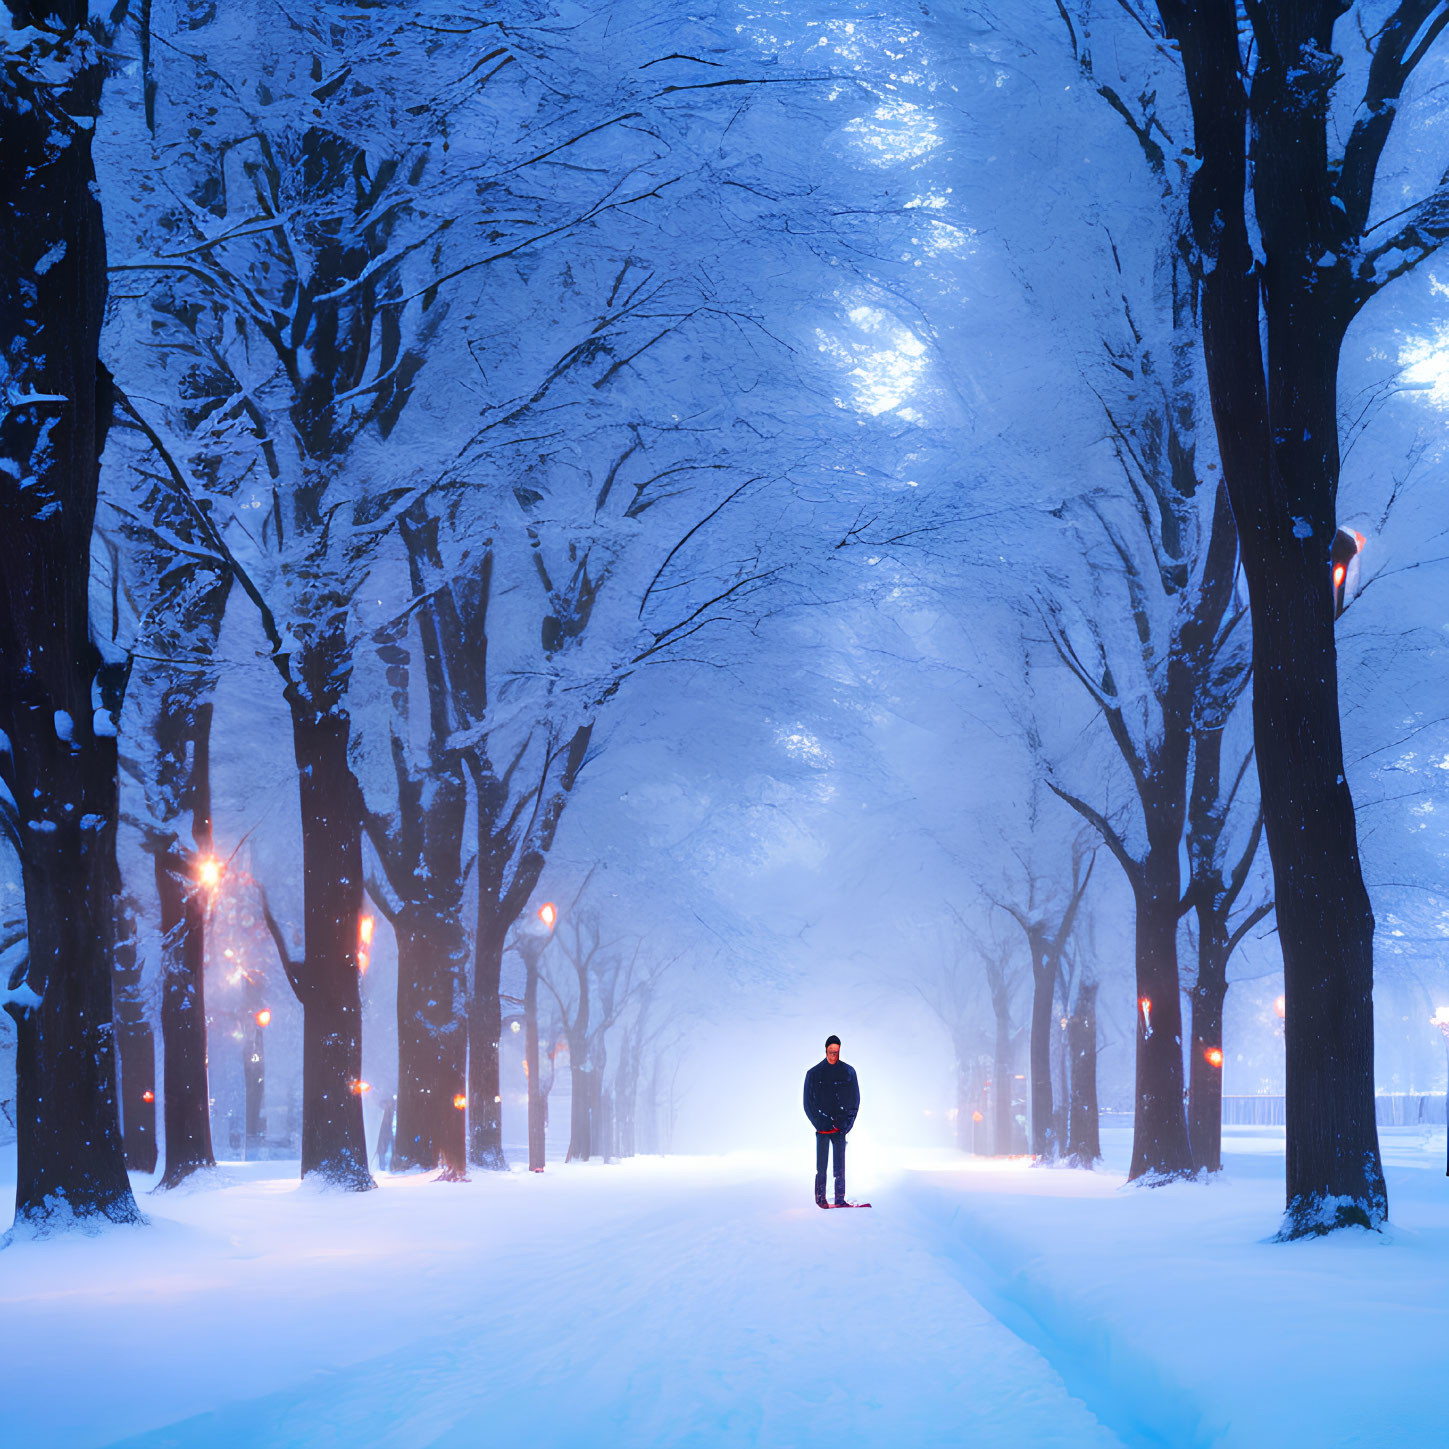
[6,0,1449,1242]
[892,0,1449,1236]
[0,0,830,1226]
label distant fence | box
[1222,1094,1446,1126]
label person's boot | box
[815,1196,830,1209]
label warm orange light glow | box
[141,1090,155,1103]
[453,1094,467,1110]
[1353,530,1365,549]
[972,1110,984,1122]
[1333,564,1346,589]
[197,855,223,890]
[357,951,370,976]
[1205,1047,1224,1068]
[255,1008,272,1028]
[350,1080,371,1095]
[1274,994,1286,1019]
[521,1058,529,1078]
[359,915,375,946]
[538,902,557,930]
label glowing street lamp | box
[1331,527,1366,619]
[1274,994,1286,1020]
[254,1008,271,1028]
[453,1094,468,1111]
[538,902,557,930]
[1205,1047,1224,1068]
[1139,997,1153,1038]
[196,855,223,891]
[357,914,375,975]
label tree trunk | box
[1256,293,1383,1232]
[289,704,373,1190]
[1187,922,1227,1175]
[152,680,220,1187]
[0,8,139,1229]
[467,925,506,1170]
[155,852,214,1186]
[592,1035,611,1162]
[245,1012,265,1155]
[1160,0,1386,1238]
[392,905,468,1178]
[1066,980,1101,1166]
[111,900,157,1173]
[1028,951,1056,1158]
[368,536,473,1180]
[524,949,545,1171]
[598,1081,613,1163]
[567,1058,592,1162]
[615,1031,636,1159]
[1251,534,1383,1231]
[1052,998,1070,1154]
[1129,878,1191,1179]
[992,997,1012,1156]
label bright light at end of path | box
[538,902,556,930]
[255,1009,271,1028]
[1205,1047,1224,1068]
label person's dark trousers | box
[815,1131,846,1204]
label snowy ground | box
[1,1128,1442,1448]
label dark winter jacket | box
[803,1059,860,1135]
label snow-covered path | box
[4,1153,1120,1449]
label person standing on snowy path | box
[804,1036,859,1207]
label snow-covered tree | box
[102,0,467,1189]
[0,0,140,1230]
[1138,0,1449,1235]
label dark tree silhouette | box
[1147,0,1449,1232]
[995,843,1094,1161]
[0,0,139,1230]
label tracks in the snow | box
[899,1173,1222,1449]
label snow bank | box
[900,1126,1446,1449]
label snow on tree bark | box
[1147,0,1449,1233]
[0,0,139,1230]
